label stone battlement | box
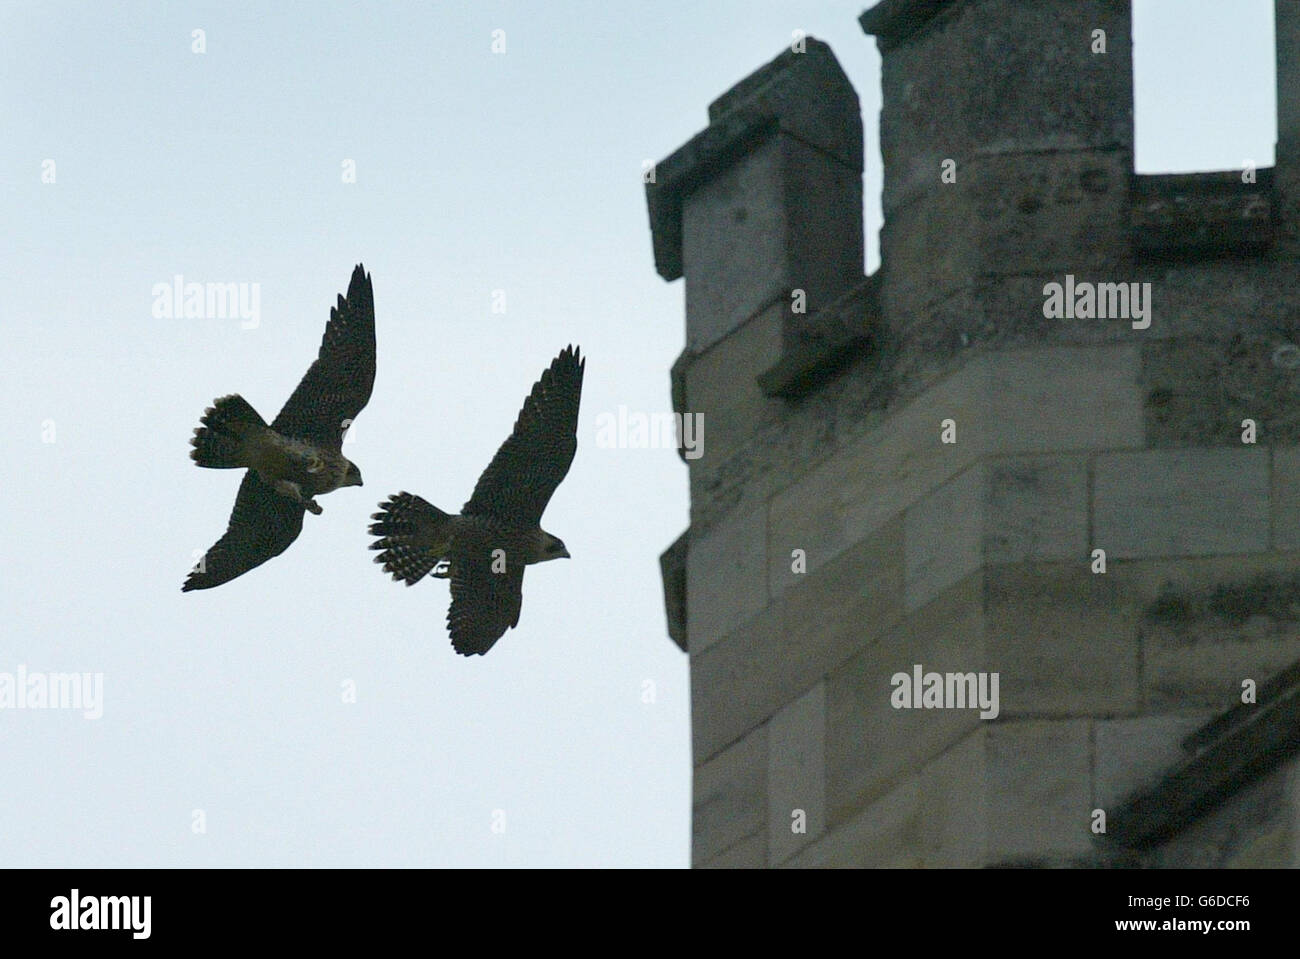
[647,1,1300,867]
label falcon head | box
[343,460,364,488]
[538,531,570,562]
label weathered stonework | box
[649,1,1300,867]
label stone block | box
[985,562,1139,715]
[1132,554,1300,709]
[916,731,987,867]
[826,572,984,826]
[681,133,862,353]
[693,726,767,864]
[698,830,765,868]
[1273,446,1300,551]
[879,152,1131,321]
[682,301,784,468]
[966,150,1130,277]
[767,683,827,864]
[987,720,1093,863]
[691,613,781,764]
[984,345,1143,455]
[1094,448,1270,559]
[875,0,1132,213]
[783,777,924,867]
[798,719,1096,866]
[681,134,788,351]
[874,193,983,320]
[904,463,985,611]
[694,516,903,763]
[686,503,768,655]
[768,356,985,585]
[984,454,1089,564]
[1144,338,1300,448]
[781,135,865,320]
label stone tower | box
[647,0,1300,867]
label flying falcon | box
[183,264,376,591]
[369,345,584,655]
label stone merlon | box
[645,37,862,281]
[645,37,864,354]
[858,0,958,46]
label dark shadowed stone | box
[869,0,1133,214]
[859,0,962,48]
[1143,332,1300,447]
[1110,657,1300,848]
[660,531,689,653]
[1131,170,1274,259]
[757,274,878,398]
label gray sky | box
[0,1,1276,866]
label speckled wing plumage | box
[447,532,527,656]
[272,264,376,451]
[183,471,305,591]
[369,346,583,654]
[446,346,583,654]
[462,344,584,526]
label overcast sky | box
[0,1,1276,867]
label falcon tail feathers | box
[369,491,452,586]
[190,394,266,468]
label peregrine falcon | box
[369,345,584,655]
[183,264,376,591]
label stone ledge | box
[659,530,688,652]
[757,274,878,399]
[1130,170,1275,260]
[859,0,962,47]
[1109,655,1300,847]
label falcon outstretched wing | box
[182,471,306,591]
[272,264,376,452]
[463,345,584,526]
[446,540,526,656]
